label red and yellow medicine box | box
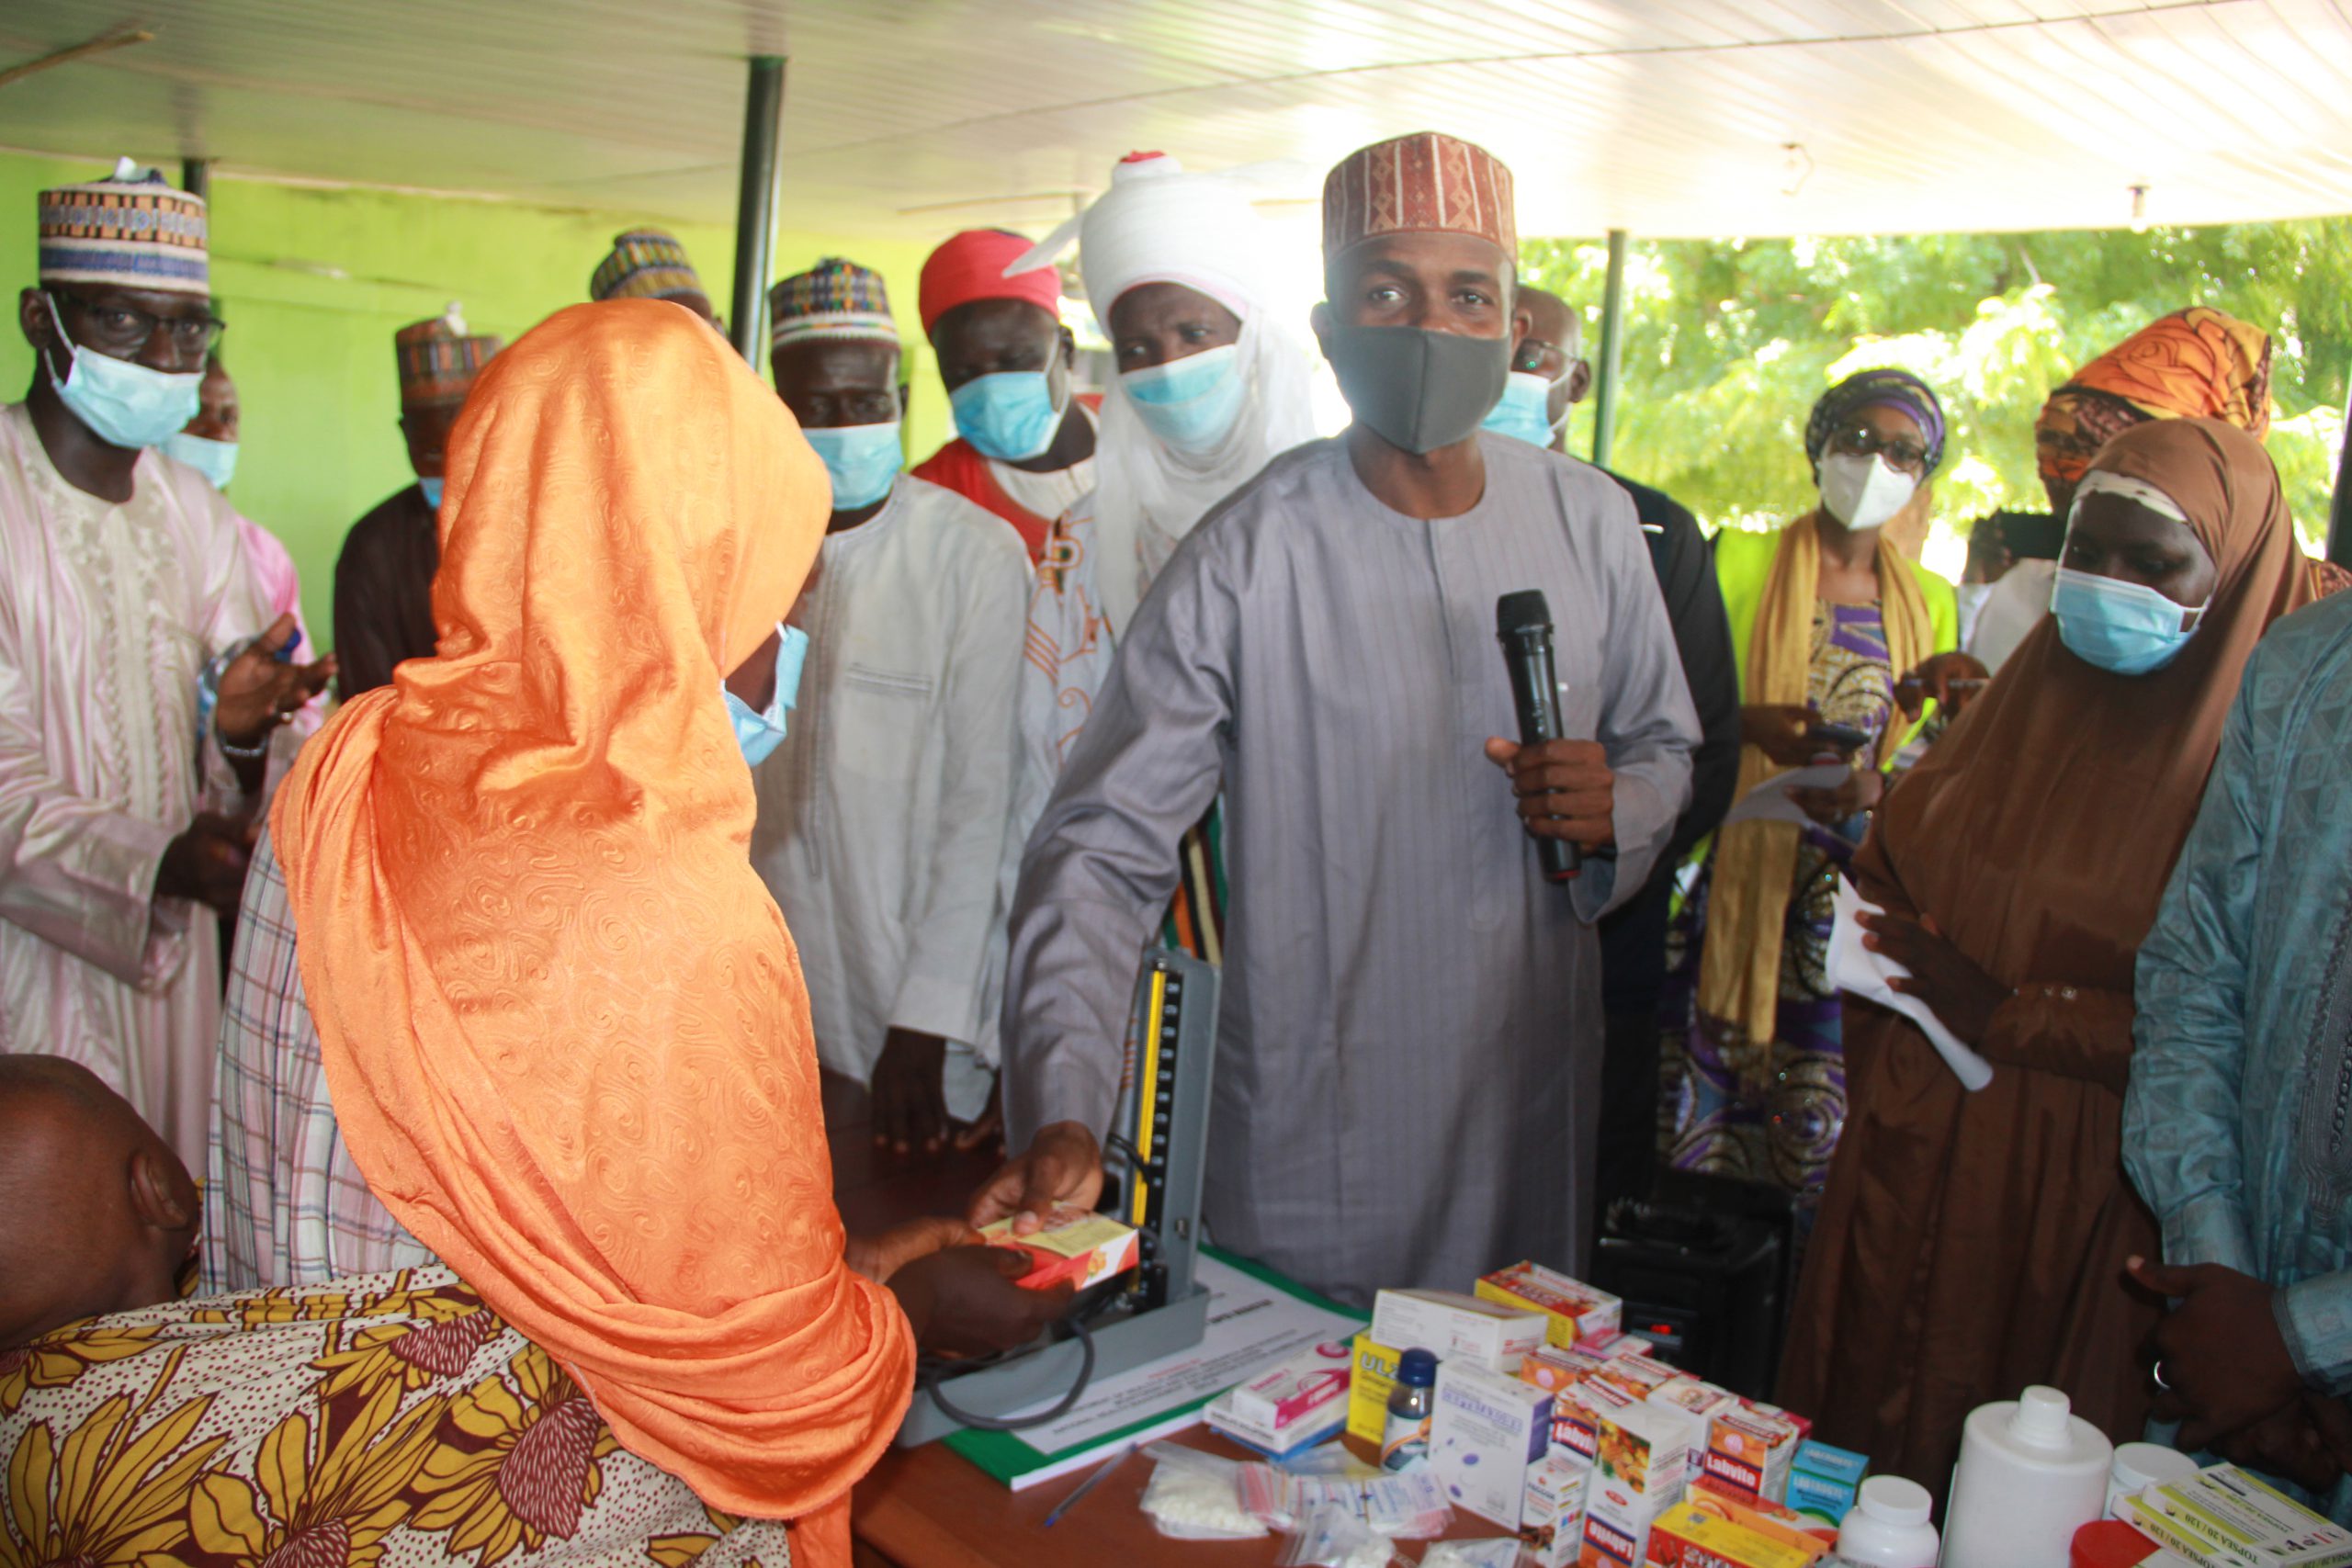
[1477,1261,1624,1349]
[1683,1486,1837,1552]
[978,1206,1139,1292]
[1647,1500,1826,1568]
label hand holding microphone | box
[1489,591,1615,882]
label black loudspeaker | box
[1589,1171,1799,1401]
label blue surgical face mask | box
[1121,344,1247,456]
[418,477,445,510]
[805,421,903,511]
[164,431,239,491]
[1481,369,1565,448]
[949,370,1064,461]
[2051,564,2205,675]
[42,294,205,451]
[723,623,811,767]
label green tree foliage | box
[1523,224,2352,553]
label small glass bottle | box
[1381,1348,1438,1472]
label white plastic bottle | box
[1939,1385,2115,1568]
[2104,1440,2197,1517]
[1835,1475,1939,1566]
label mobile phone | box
[1806,721,1871,753]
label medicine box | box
[1549,1376,1634,1467]
[977,1206,1139,1292]
[1702,1403,1804,1506]
[1646,1500,1826,1568]
[1654,1377,1739,1423]
[1595,1390,1701,1506]
[2121,1464,2352,1568]
[1592,1351,1679,1403]
[1223,1339,1351,1437]
[1521,1345,1606,1398]
[1682,1486,1838,1553]
[1345,1333,1403,1447]
[1521,1452,1590,1568]
[1657,1379,1741,1485]
[1477,1261,1624,1349]
[1575,1330,1657,1360]
[1430,1359,1554,1528]
[1783,1438,1868,1529]
[1577,1509,1648,1568]
[1207,1339,1351,1452]
[1580,1468,1670,1568]
[1372,1288,1548,1372]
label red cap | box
[2072,1520,2165,1568]
[917,228,1060,335]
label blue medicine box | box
[1786,1438,1870,1526]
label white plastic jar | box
[1833,1475,1939,1566]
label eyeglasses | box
[1512,339,1567,378]
[51,290,226,358]
[1829,423,1928,476]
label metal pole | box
[181,157,210,204]
[2331,384,2352,566]
[1590,228,1629,469]
[728,55,787,366]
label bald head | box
[0,1056,197,1348]
[1507,287,1592,452]
[1518,287,1580,364]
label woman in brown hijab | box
[1780,418,2315,1494]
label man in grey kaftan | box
[1002,429,1697,1304]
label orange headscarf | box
[271,301,903,1556]
[2037,307,2273,495]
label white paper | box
[998,1252,1364,1478]
[1827,875,1995,1092]
[1719,762,1852,829]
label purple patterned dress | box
[1660,600,1897,1221]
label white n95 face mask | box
[1818,451,1917,533]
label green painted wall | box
[0,150,947,645]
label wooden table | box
[822,1079,1499,1565]
[854,1429,1503,1568]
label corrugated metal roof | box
[3,0,2348,239]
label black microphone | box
[1497,590,1580,882]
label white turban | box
[1010,153,1318,633]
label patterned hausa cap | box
[39,156,209,297]
[1322,132,1516,261]
[395,304,502,411]
[768,257,899,349]
[590,229,706,303]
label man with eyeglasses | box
[0,161,332,1168]
[749,259,1033,1160]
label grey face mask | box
[1324,323,1512,455]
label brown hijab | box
[1865,417,2312,984]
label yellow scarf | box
[1696,514,1934,1054]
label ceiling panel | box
[1,0,2348,241]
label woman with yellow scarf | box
[1659,369,1958,1217]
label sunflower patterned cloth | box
[0,1266,787,1568]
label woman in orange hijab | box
[1781,418,2314,1496]
[267,301,1060,1561]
